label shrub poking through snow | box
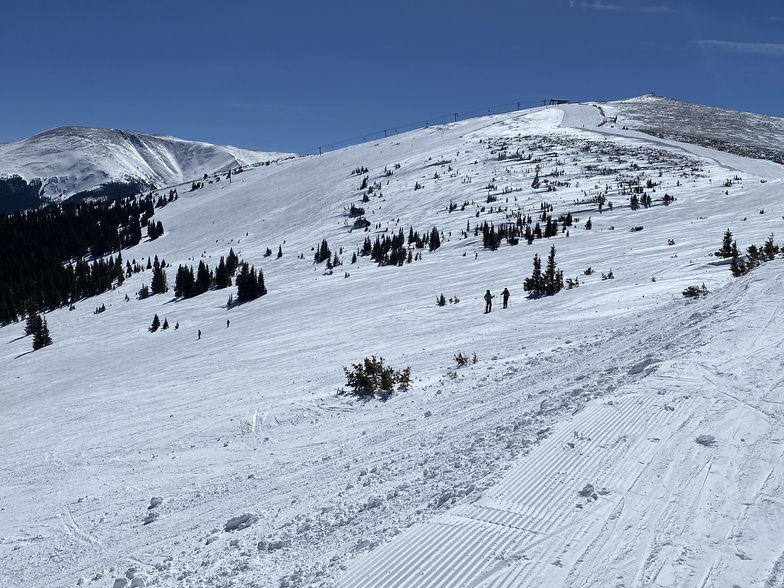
[454,352,478,367]
[682,284,708,298]
[338,355,411,398]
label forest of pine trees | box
[0,194,162,324]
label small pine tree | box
[763,233,777,261]
[314,239,331,263]
[150,314,161,332]
[277,245,283,259]
[429,227,441,251]
[151,255,168,294]
[717,229,734,258]
[24,305,39,336]
[32,316,52,350]
[162,318,169,330]
[544,245,563,296]
[339,355,411,397]
[523,254,544,296]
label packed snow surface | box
[2,99,784,587]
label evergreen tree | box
[226,248,239,276]
[195,260,211,295]
[763,233,777,261]
[717,229,734,258]
[150,314,161,332]
[314,239,331,263]
[531,172,540,190]
[730,247,746,277]
[277,245,283,259]
[523,254,544,295]
[24,304,39,336]
[215,257,230,289]
[544,245,564,295]
[32,316,52,350]
[429,227,441,251]
[174,264,195,298]
[151,255,168,294]
[257,269,267,297]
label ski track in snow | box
[1,101,784,588]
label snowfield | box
[1,98,784,588]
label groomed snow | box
[1,101,783,587]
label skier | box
[502,287,510,309]
[227,319,230,328]
[198,329,201,340]
[484,290,494,314]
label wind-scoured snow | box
[1,99,783,588]
[602,94,784,165]
[0,126,296,201]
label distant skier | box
[198,329,201,340]
[484,290,494,314]
[502,287,510,309]
[226,319,230,328]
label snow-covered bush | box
[338,355,411,398]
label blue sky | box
[1,0,782,153]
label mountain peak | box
[0,126,297,210]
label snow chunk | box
[224,512,259,532]
[258,536,290,552]
[578,484,596,498]
[695,434,716,446]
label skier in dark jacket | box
[502,287,510,309]
[484,290,494,313]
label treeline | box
[0,194,162,323]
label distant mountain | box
[0,126,296,212]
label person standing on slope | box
[484,289,494,314]
[502,287,510,309]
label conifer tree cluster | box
[357,225,443,266]
[476,203,571,251]
[0,194,161,323]
[25,309,53,350]
[150,256,168,294]
[235,262,267,303]
[147,220,165,240]
[728,232,781,277]
[314,239,332,264]
[523,245,564,297]
[174,249,239,299]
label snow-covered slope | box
[1,99,784,588]
[0,126,295,204]
[602,94,784,164]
